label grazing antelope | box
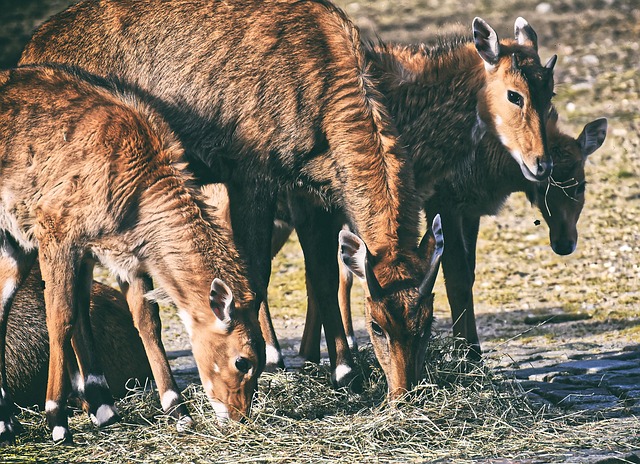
[5,263,152,408]
[300,110,607,362]
[193,14,557,397]
[20,0,432,390]
[292,16,557,393]
[0,65,264,444]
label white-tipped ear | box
[514,17,538,50]
[473,17,500,69]
[578,118,607,158]
[338,229,382,299]
[210,278,234,325]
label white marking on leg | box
[45,400,58,413]
[265,345,282,366]
[209,400,229,423]
[176,415,193,433]
[86,373,108,388]
[51,426,68,442]
[161,390,180,411]
[334,364,353,384]
[70,371,85,395]
[0,420,13,435]
[346,335,358,350]
[90,404,118,427]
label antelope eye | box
[507,90,524,108]
[370,321,384,337]
[235,357,251,374]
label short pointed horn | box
[365,254,383,300]
[419,214,444,297]
[511,53,519,71]
[545,54,557,70]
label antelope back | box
[339,216,444,397]
[474,17,555,182]
[527,111,607,255]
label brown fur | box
[299,18,556,395]
[299,110,606,365]
[20,0,425,384]
[5,263,152,407]
[0,65,263,442]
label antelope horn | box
[419,214,444,297]
[545,54,557,70]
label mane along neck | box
[137,158,252,317]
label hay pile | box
[6,336,639,463]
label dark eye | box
[235,357,251,374]
[576,182,586,195]
[507,90,524,108]
[370,321,384,337]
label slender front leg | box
[70,258,119,427]
[227,178,282,369]
[428,210,482,359]
[118,275,192,431]
[300,244,356,362]
[299,274,322,363]
[289,192,358,389]
[0,234,36,445]
[39,244,80,444]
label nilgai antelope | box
[290,16,557,393]
[21,0,430,388]
[301,110,607,362]
[5,263,152,408]
[0,65,264,444]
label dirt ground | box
[0,0,639,460]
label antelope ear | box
[514,17,538,51]
[338,230,382,299]
[419,214,444,297]
[578,118,607,158]
[473,17,500,68]
[210,278,234,325]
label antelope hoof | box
[89,403,120,427]
[176,414,194,433]
[331,364,363,393]
[51,425,73,444]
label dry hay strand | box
[4,335,639,463]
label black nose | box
[552,239,576,256]
[535,157,553,181]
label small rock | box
[566,102,576,112]
[581,54,600,66]
[535,2,552,14]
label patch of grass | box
[617,170,636,179]
[6,337,640,463]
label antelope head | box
[474,16,555,181]
[186,278,265,422]
[339,215,444,399]
[528,109,607,255]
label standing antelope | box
[20,0,432,391]
[4,263,152,408]
[292,16,556,395]
[301,109,607,362]
[0,65,264,444]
